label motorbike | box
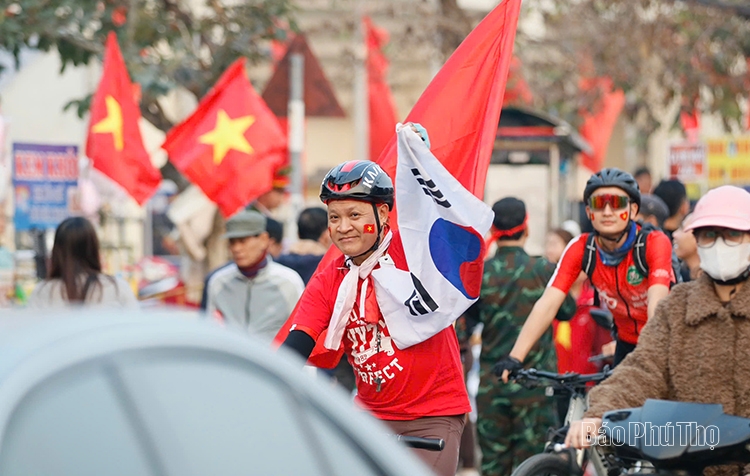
[599,399,750,476]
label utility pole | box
[288,53,305,240]
[353,0,369,162]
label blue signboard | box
[12,143,79,231]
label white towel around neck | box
[324,230,393,350]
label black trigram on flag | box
[411,168,451,208]
[405,273,439,316]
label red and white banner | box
[668,142,706,183]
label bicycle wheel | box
[511,453,574,476]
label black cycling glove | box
[492,355,523,378]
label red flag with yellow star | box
[162,58,287,217]
[86,32,161,205]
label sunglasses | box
[588,194,630,211]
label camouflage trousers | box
[476,395,557,476]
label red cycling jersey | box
[548,228,674,344]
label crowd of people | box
[27,125,750,476]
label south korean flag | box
[371,125,494,349]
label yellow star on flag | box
[199,109,255,165]
[92,95,124,151]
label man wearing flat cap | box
[461,197,576,476]
[204,210,304,341]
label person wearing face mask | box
[495,169,675,382]
[565,186,750,474]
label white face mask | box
[697,240,750,282]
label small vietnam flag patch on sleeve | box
[364,224,376,233]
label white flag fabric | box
[371,124,494,349]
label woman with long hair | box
[28,217,137,307]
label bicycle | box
[508,367,612,476]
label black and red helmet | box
[320,160,394,210]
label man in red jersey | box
[496,168,674,381]
[282,130,474,476]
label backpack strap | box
[580,233,611,336]
[632,222,653,279]
[634,220,683,287]
[582,232,598,281]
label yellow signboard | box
[706,137,750,187]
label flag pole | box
[354,1,369,161]
[288,53,305,238]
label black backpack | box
[581,221,682,285]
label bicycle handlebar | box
[588,353,614,363]
[395,435,446,451]
[510,368,611,386]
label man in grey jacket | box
[205,210,304,341]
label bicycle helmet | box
[320,160,394,210]
[583,168,641,207]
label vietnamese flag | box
[162,58,287,217]
[86,32,161,205]
[365,16,399,162]
[273,0,522,366]
[372,0,521,196]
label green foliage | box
[516,0,750,139]
[0,0,297,129]
[63,93,92,118]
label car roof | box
[0,308,433,476]
[0,308,230,379]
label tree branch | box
[46,29,103,55]
[674,0,750,18]
[140,93,173,132]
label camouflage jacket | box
[467,246,576,399]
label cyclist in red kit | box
[495,169,674,379]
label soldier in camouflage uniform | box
[464,197,576,476]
